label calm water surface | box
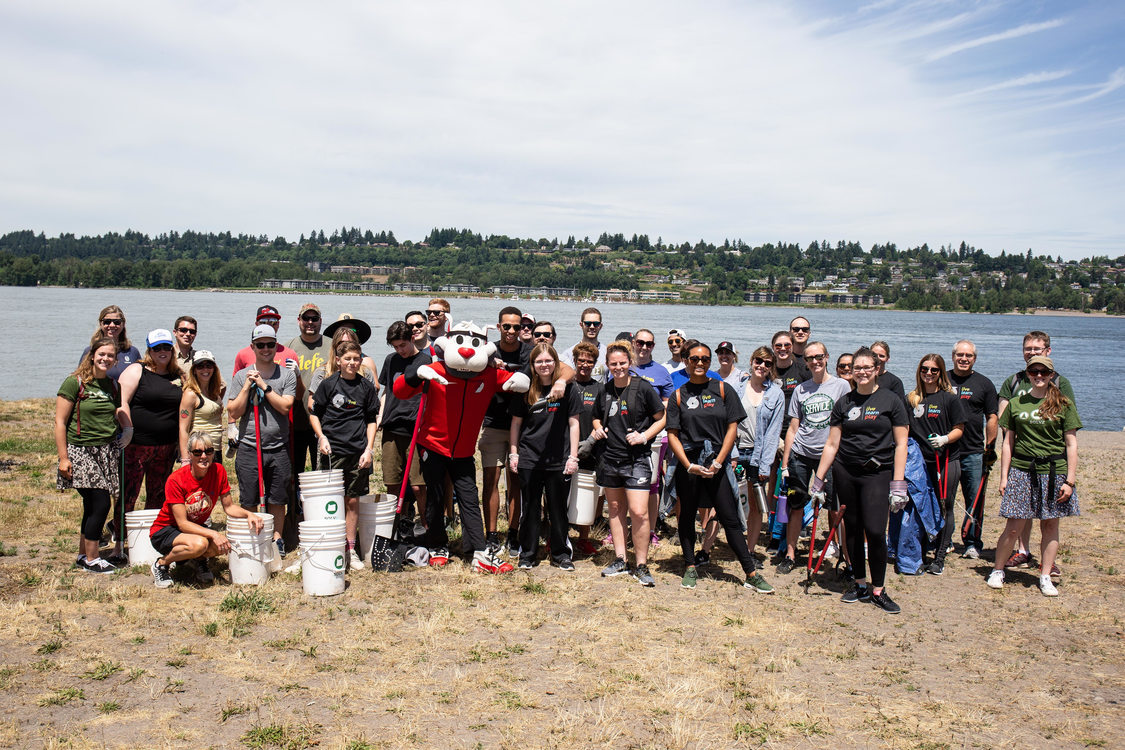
[3,287,1121,430]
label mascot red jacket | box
[392,321,530,458]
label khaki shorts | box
[380,433,424,492]
[477,426,511,468]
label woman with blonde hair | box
[906,353,965,576]
[508,343,580,570]
[591,340,666,586]
[178,350,227,464]
[79,305,141,381]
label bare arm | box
[178,390,197,462]
[54,396,74,479]
[985,413,998,447]
[117,363,142,421]
[813,425,841,482]
[716,420,738,467]
[1059,429,1078,502]
[998,428,1014,496]
[780,416,799,469]
[508,416,523,473]
[891,424,908,481]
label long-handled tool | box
[252,386,266,514]
[810,504,847,578]
[960,465,991,541]
[372,384,427,572]
[804,503,821,594]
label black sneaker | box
[634,563,655,587]
[601,557,628,577]
[694,549,711,566]
[926,560,945,576]
[151,560,173,589]
[275,537,286,558]
[486,532,501,555]
[81,557,117,575]
[776,557,796,575]
[870,589,901,614]
[841,583,870,603]
[555,557,575,572]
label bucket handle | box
[294,528,347,572]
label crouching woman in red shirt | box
[149,430,264,588]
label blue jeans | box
[958,452,985,550]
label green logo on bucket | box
[334,554,344,570]
[325,501,338,514]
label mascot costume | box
[393,321,529,574]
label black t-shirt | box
[829,387,909,469]
[596,377,664,462]
[509,383,575,470]
[907,389,967,462]
[378,349,432,435]
[877,371,907,403]
[132,368,182,446]
[570,378,604,470]
[948,370,999,454]
[666,380,747,462]
[483,342,531,430]
[776,360,811,411]
[311,373,380,455]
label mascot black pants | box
[420,450,486,553]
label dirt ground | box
[0,398,1121,749]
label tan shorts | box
[477,426,511,468]
[380,433,424,492]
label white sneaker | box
[986,570,1004,590]
[349,548,365,570]
[825,540,840,559]
[1039,575,1058,597]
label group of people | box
[54,301,1081,611]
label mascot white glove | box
[502,372,530,393]
[416,365,449,386]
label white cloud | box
[925,18,1067,62]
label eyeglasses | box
[500,323,521,331]
[532,331,554,339]
[189,448,215,457]
[426,309,446,317]
[254,341,277,349]
[954,353,974,359]
[151,344,174,352]
[804,353,826,363]
[920,366,941,374]
[852,365,875,373]
[688,355,711,364]
[790,326,810,333]
[1023,346,1046,354]
[667,338,683,346]
[408,321,426,329]
[773,343,792,350]
[575,359,596,366]
[582,320,602,328]
[101,318,124,325]
[301,315,321,323]
[175,327,197,335]
[634,340,655,348]
[1027,367,1052,377]
[752,357,774,367]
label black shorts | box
[236,447,293,509]
[596,453,652,490]
[150,525,182,556]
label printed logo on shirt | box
[581,390,597,408]
[609,400,620,417]
[912,404,925,418]
[301,352,327,374]
[925,404,942,418]
[957,386,973,400]
[184,488,215,524]
[331,393,359,410]
[862,406,881,421]
[801,393,836,428]
[847,406,862,421]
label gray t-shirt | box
[788,375,852,459]
[229,364,297,451]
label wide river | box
[3,287,1121,430]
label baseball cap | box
[192,350,217,366]
[146,329,174,348]
[251,324,277,342]
[1026,355,1054,372]
[298,302,321,316]
[668,329,687,340]
[256,305,281,321]
[521,313,536,325]
[716,341,736,353]
[615,331,634,343]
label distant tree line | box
[0,228,1122,314]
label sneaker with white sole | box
[1039,575,1058,597]
[601,557,628,577]
[429,548,450,567]
[634,563,655,587]
[349,548,365,570]
[681,565,698,589]
[81,557,116,575]
[744,572,774,594]
[472,549,514,574]
[961,546,981,560]
[986,569,1004,589]
[151,559,173,588]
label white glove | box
[781,466,790,480]
[111,426,134,451]
[285,358,299,371]
[809,474,826,506]
[227,423,240,441]
[502,372,530,393]
[889,479,909,512]
[928,434,949,449]
[416,365,449,386]
[317,435,332,455]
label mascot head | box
[433,321,498,378]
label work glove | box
[928,434,949,449]
[111,426,134,451]
[889,479,909,512]
[984,442,998,469]
[809,474,826,506]
[227,423,240,441]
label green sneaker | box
[681,565,698,589]
[744,572,774,594]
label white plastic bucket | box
[125,510,161,567]
[568,470,598,525]
[226,513,275,584]
[298,469,343,487]
[357,495,397,562]
[299,520,347,596]
[300,486,345,521]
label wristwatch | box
[264,384,273,394]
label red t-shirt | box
[151,463,231,535]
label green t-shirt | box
[57,375,120,446]
[998,392,1081,474]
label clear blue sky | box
[1,1,1121,260]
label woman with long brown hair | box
[508,343,580,571]
[78,305,141,381]
[178,350,227,464]
[988,355,1080,596]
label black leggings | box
[78,488,112,542]
[833,464,891,588]
[675,467,755,575]
[927,455,961,562]
[518,468,570,564]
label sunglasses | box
[189,448,215,457]
[837,363,852,371]
[532,331,554,339]
[175,327,197,335]
[634,340,655,348]
[667,338,683,346]
[500,323,521,331]
[408,321,426,329]
[773,343,792,350]
[1027,367,1052,377]
[151,344,174,352]
[258,318,280,325]
[194,362,215,369]
[520,323,534,330]
[790,326,810,333]
[752,357,774,367]
[426,309,446,317]
[582,321,602,328]
[575,359,596,366]
[920,366,941,374]
[804,353,826,363]
[688,355,711,364]
[254,341,277,349]
[101,318,124,325]
[301,315,321,322]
